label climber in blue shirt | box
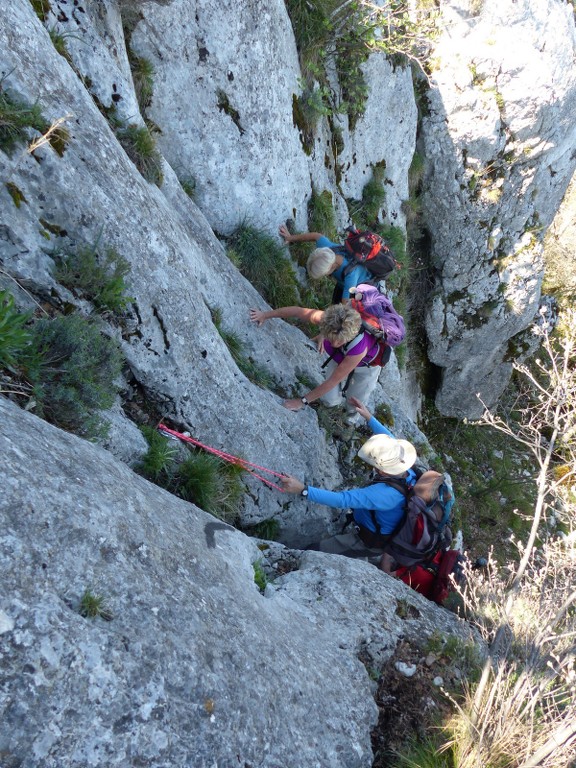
[279,224,371,302]
[280,397,418,560]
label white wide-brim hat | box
[357,434,417,476]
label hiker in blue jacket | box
[279,224,371,302]
[280,397,418,560]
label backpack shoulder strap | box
[368,476,411,537]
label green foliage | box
[349,163,387,229]
[211,307,276,389]
[30,0,52,21]
[228,223,301,308]
[52,241,133,315]
[245,517,281,541]
[420,401,536,559]
[178,175,197,200]
[252,560,268,593]
[392,736,454,768]
[48,26,73,62]
[6,182,28,208]
[0,89,48,155]
[130,54,155,110]
[138,426,179,481]
[0,290,32,370]
[79,588,113,620]
[308,187,337,241]
[116,122,163,186]
[25,314,124,438]
[176,452,245,524]
[374,401,394,427]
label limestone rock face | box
[0,0,346,543]
[420,0,576,417]
[130,0,418,235]
[0,396,476,767]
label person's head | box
[357,434,417,477]
[319,304,362,347]
[307,247,338,279]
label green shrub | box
[30,0,52,21]
[252,560,268,593]
[0,90,48,155]
[52,241,132,315]
[25,314,124,438]
[138,425,179,482]
[48,26,73,63]
[308,186,337,240]
[130,54,155,110]
[211,307,276,389]
[116,122,163,186]
[228,223,301,308]
[0,290,33,370]
[246,517,281,541]
[176,452,245,524]
[79,588,113,620]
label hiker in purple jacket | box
[281,397,418,559]
[249,304,385,422]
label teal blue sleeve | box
[367,416,394,437]
[342,263,373,298]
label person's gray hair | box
[319,304,362,346]
[307,247,337,279]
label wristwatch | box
[300,488,309,497]
[301,397,309,406]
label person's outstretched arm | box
[279,224,323,244]
[249,306,324,326]
[348,396,394,437]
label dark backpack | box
[343,227,398,283]
[349,283,406,347]
[383,470,455,568]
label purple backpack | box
[349,283,406,347]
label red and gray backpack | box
[343,227,398,283]
[382,471,462,604]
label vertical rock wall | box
[420,0,576,417]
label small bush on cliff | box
[0,290,32,370]
[116,121,163,186]
[176,452,245,524]
[0,89,48,155]
[79,588,113,621]
[211,307,276,389]
[25,314,124,438]
[227,223,301,308]
[52,241,133,315]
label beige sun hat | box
[357,434,417,476]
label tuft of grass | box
[252,560,268,593]
[176,452,245,524]
[245,517,281,541]
[211,307,276,389]
[130,54,155,110]
[52,241,133,315]
[116,122,163,186]
[227,223,301,308]
[48,26,73,63]
[137,425,179,482]
[78,588,113,620]
[25,314,124,438]
[0,290,33,370]
[6,182,28,208]
[29,0,52,21]
[0,90,48,155]
[308,186,337,240]
[178,175,197,200]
